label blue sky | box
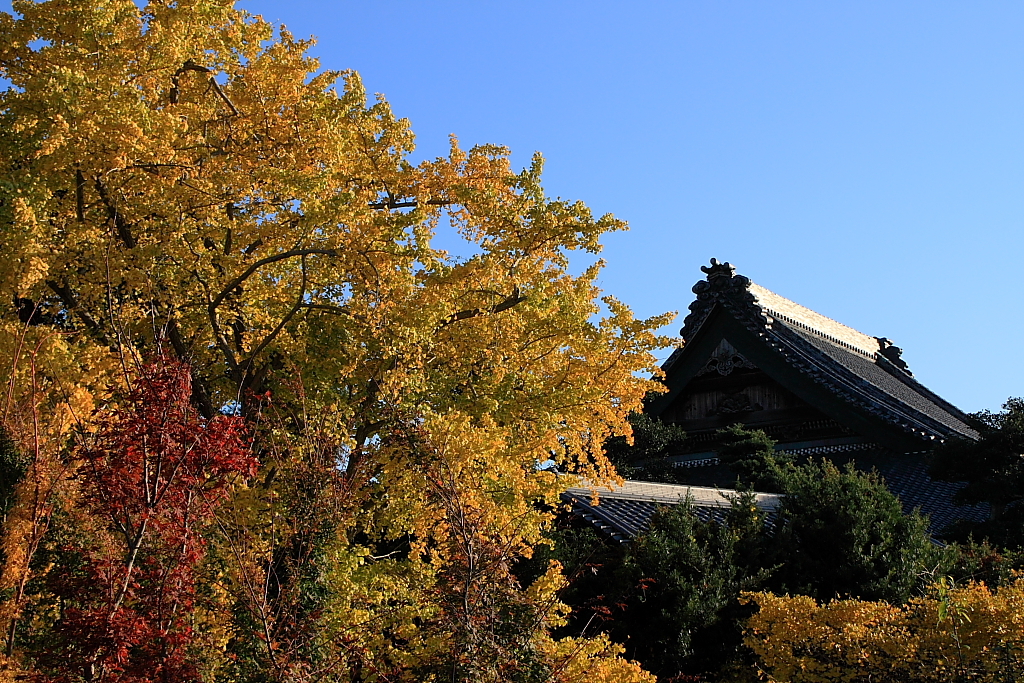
[241,0,1020,412]
[10,1,1024,412]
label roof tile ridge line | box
[620,478,729,490]
[661,345,685,370]
[766,324,943,438]
[870,354,979,430]
[565,487,704,504]
[567,487,782,509]
[779,322,977,439]
[623,480,784,502]
[615,480,779,500]
[782,442,879,455]
[770,323,963,440]
[785,326,953,437]
[561,493,637,538]
[762,308,877,359]
[749,282,877,348]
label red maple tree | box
[40,358,258,683]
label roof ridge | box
[565,480,783,509]
[764,308,876,358]
[678,260,886,361]
[748,282,880,357]
[869,353,978,427]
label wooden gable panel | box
[661,341,856,452]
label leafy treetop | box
[0,1,671,680]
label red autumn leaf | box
[40,357,258,683]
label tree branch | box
[45,280,112,345]
[203,289,240,376]
[241,255,309,376]
[165,318,215,419]
[368,197,454,210]
[75,168,85,223]
[437,286,526,329]
[207,78,241,116]
[94,177,137,248]
[209,248,338,312]
[169,59,242,115]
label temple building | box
[563,259,987,540]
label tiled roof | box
[787,327,978,440]
[782,444,991,534]
[564,479,783,509]
[561,480,782,543]
[563,470,986,541]
[614,261,989,542]
[872,458,990,533]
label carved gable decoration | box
[697,338,757,377]
[713,391,763,415]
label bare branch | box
[300,303,354,316]
[198,272,240,374]
[209,248,338,312]
[75,168,85,222]
[169,59,211,104]
[368,197,454,210]
[437,286,526,329]
[45,280,111,345]
[93,177,137,248]
[130,162,195,174]
[169,59,242,116]
[207,77,241,116]
[241,255,309,373]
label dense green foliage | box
[714,423,793,493]
[932,397,1024,547]
[603,412,689,483]
[562,423,940,679]
[532,500,766,680]
[934,538,1024,587]
[711,425,932,602]
[606,499,765,678]
[769,459,932,603]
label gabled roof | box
[653,259,978,447]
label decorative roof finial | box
[680,259,754,342]
[700,258,736,279]
[876,337,912,375]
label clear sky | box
[13,1,1024,412]
[240,0,1021,412]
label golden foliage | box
[742,580,1024,682]
[0,1,667,680]
[0,323,116,673]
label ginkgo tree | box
[739,580,1024,683]
[0,0,670,680]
